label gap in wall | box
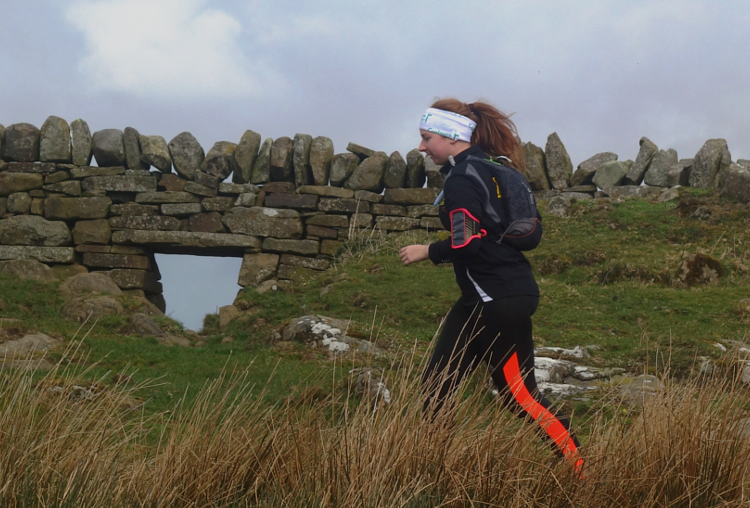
[154,254,243,332]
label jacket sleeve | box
[428,173,485,265]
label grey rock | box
[0,331,61,357]
[82,175,157,193]
[602,185,662,199]
[43,180,82,196]
[60,272,123,299]
[168,132,204,180]
[346,142,375,160]
[690,139,731,189]
[282,315,384,356]
[218,182,257,194]
[719,163,750,203]
[545,196,573,217]
[110,215,182,231]
[375,216,419,231]
[667,159,692,187]
[233,130,261,184]
[382,188,440,205]
[130,313,165,337]
[544,132,572,189]
[572,152,617,187]
[139,134,172,172]
[0,172,43,196]
[0,215,71,246]
[135,191,199,204]
[237,253,279,286]
[192,170,219,190]
[522,142,550,190]
[201,141,237,180]
[0,246,74,263]
[270,136,294,183]
[405,149,425,188]
[184,181,217,197]
[310,136,334,186]
[72,220,112,244]
[111,229,261,249]
[222,207,303,238]
[110,203,160,216]
[345,152,387,192]
[424,156,445,189]
[70,166,126,178]
[2,123,40,162]
[62,295,124,322]
[262,238,319,256]
[297,185,354,199]
[161,203,202,216]
[44,197,112,220]
[383,151,407,189]
[92,129,126,167]
[250,138,272,185]
[292,133,313,187]
[619,375,664,407]
[39,116,72,163]
[7,193,31,214]
[644,149,678,187]
[70,119,93,166]
[123,127,149,171]
[329,153,360,187]
[592,160,630,188]
[0,259,57,283]
[623,137,658,185]
[233,193,258,207]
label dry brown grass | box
[1,343,749,507]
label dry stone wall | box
[2,116,749,312]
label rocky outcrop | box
[545,132,572,190]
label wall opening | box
[154,253,243,332]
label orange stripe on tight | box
[502,352,582,470]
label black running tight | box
[422,296,582,468]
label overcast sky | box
[2,0,749,329]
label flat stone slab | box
[82,175,157,193]
[109,215,182,231]
[82,252,150,270]
[0,246,75,263]
[70,166,126,178]
[296,185,355,199]
[135,191,200,204]
[112,229,261,249]
[383,188,440,205]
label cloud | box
[64,0,284,99]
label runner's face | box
[419,130,457,165]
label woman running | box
[399,98,583,472]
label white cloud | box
[65,0,284,99]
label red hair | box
[430,98,525,171]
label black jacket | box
[427,145,539,306]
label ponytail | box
[430,98,525,171]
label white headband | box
[419,108,477,142]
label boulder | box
[689,139,730,189]
[0,259,57,283]
[330,153,360,187]
[667,159,692,187]
[168,132,204,180]
[188,212,224,233]
[292,133,313,187]
[123,127,149,170]
[719,163,750,203]
[70,119,93,166]
[345,152,387,192]
[62,295,124,321]
[233,130,261,184]
[643,149,678,187]
[0,215,71,246]
[310,136,334,186]
[281,315,384,356]
[544,132,572,190]
[39,116,72,163]
[92,129,126,167]
[139,134,172,172]
[572,152,617,187]
[270,136,294,183]
[130,313,164,337]
[59,272,123,298]
[346,142,375,160]
[0,331,61,358]
[2,123,40,162]
[522,142,551,190]
[405,149,425,188]
[250,138,273,185]
[238,253,280,286]
[675,253,723,287]
[201,141,237,180]
[383,150,407,189]
[592,160,630,189]
[623,137,658,185]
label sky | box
[2,0,749,329]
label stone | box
[0,331,61,357]
[282,315,384,356]
[383,188,440,205]
[62,295,124,321]
[372,204,406,216]
[139,134,172,172]
[375,216,419,231]
[201,141,237,180]
[405,149,425,188]
[690,139,731,189]
[200,196,235,212]
[168,132,204,180]
[264,193,318,210]
[421,217,443,230]
[261,238,319,256]
[278,264,319,282]
[39,116,71,163]
[184,181,218,197]
[383,151,407,189]
[161,202,203,216]
[191,171,219,190]
[158,173,187,192]
[72,219,111,244]
[263,182,295,193]
[50,264,87,281]
[60,272,123,298]
[279,254,331,271]
[233,193,257,207]
[0,246,75,263]
[310,136,334,186]
[592,160,630,188]
[305,214,349,228]
[110,215,182,231]
[123,127,149,171]
[406,204,438,218]
[92,129,126,167]
[318,198,370,213]
[219,182,257,195]
[296,185,354,199]
[0,215,71,246]
[292,133,313,187]
[130,313,164,337]
[719,163,750,203]
[307,225,338,239]
[320,240,342,256]
[106,269,160,292]
[45,170,71,185]
[233,130,261,184]
[7,162,55,174]
[572,152,617,187]
[7,193,31,214]
[250,138,272,185]
[76,245,111,253]
[623,137,658,185]
[270,136,294,183]
[667,159,692,187]
[0,172,43,195]
[545,196,573,217]
[82,252,149,270]
[644,149,678,187]
[0,259,57,283]
[545,132,572,190]
[110,203,159,216]
[238,253,279,286]
[2,123,40,162]
[222,207,303,238]
[135,191,200,204]
[70,166,126,178]
[188,212,224,233]
[111,229,261,249]
[45,197,111,220]
[70,119,93,166]
[81,175,157,193]
[658,186,681,203]
[424,156,445,189]
[350,213,373,228]
[330,153,360,187]
[602,185,662,199]
[522,142,550,190]
[355,190,382,203]
[346,142,375,160]
[219,305,242,330]
[43,180,82,196]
